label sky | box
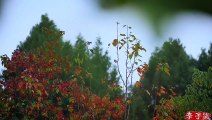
[0,0,212,86]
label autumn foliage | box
[0,43,125,119]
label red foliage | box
[0,47,125,119]
[137,63,148,79]
[153,99,177,120]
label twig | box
[116,22,126,87]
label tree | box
[109,23,148,120]
[196,43,212,71]
[129,85,151,120]
[18,14,64,52]
[130,39,193,119]
[155,67,212,119]
[17,14,121,99]
[144,39,193,95]
[0,42,126,119]
[87,38,121,97]
[70,35,122,98]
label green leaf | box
[164,64,170,76]
[139,47,146,52]
[69,98,75,103]
[129,53,133,59]
[36,89,41,95]
[58,101,62,105]
[56,89,59,94]
[120,34,126,36]
[22,102,25,106]
[89,49,94,53]
[130,35,136,40]
[26,77,32,83]
[135,51,139,57]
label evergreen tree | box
[168,67,212,119]
[196,43,212,71]
[144,39,193,95]
[130,39,194,119]
[18,14,64,52]
[16,14,121,98]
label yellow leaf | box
[164,63,170,76]
[164,67,170,76]
[135,81,141,88]
[69,98,75,103]
[68,106,74,112]
[112,39,118,46]
[143,63,149,72]
[127,100,132,104]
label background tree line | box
[1,14,211,119]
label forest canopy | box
[0,14,211,120]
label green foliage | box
[170,67,212,119]
[144,39,193,95]
[16,14,121,99]
[129,86,151,120]
[110,24,146,96]
[196,43,212,71]
[4,14,211,119]
[110,23,148,120]
[129,39,194,119]
[18,14,64,52]
[85,38,121,97]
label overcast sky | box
[0,0,212,85]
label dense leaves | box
[1,15,126,119]
[193,43,212,71]
[17,14,121,98]
[155,67,212,119]
[0,45,126,119]
[1,14,211,119]
[129,39,195,119]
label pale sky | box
[0,0,212,86]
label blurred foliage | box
[0,1,4,19]
[96,0,212,35]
